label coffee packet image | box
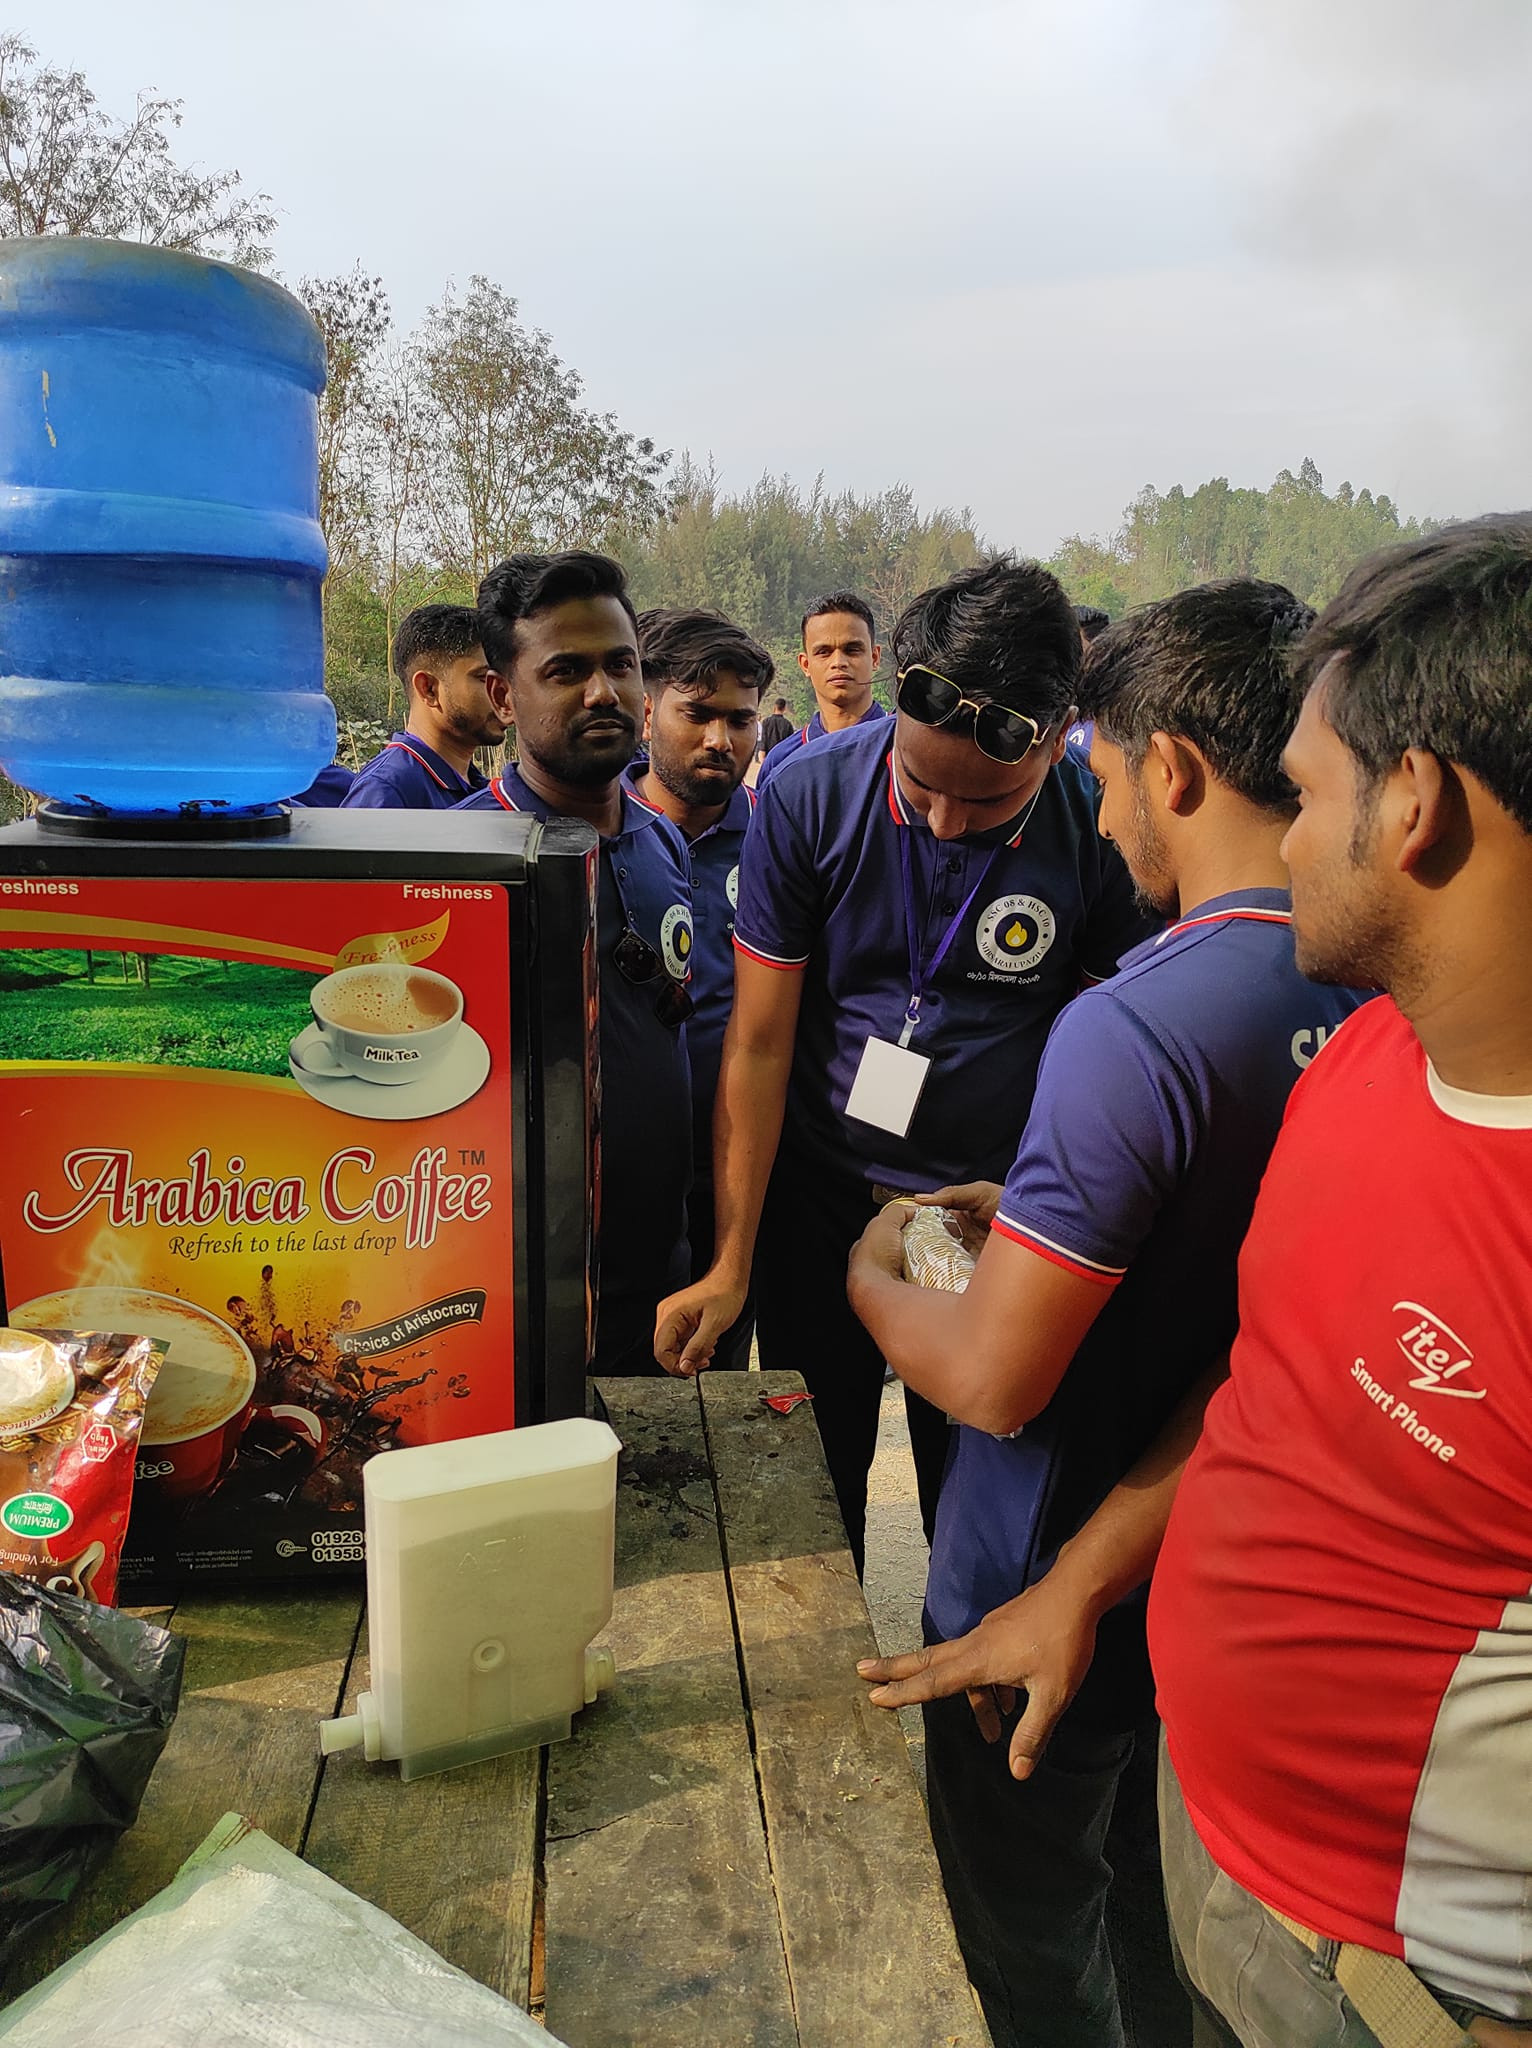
[0,1330,167,1605]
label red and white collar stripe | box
[385,738,451,790]
[1157,905,1291,944]
[885,752,1028,847]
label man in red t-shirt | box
[1150,516,1532,2044]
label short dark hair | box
[391,603,482,687]
[892,556,1080,725]
[773,697,787,711]
[800,591,876,646]
[1079,580,1315,815]
[476,551,638,674]
[638,608,773,698]
[1292,514,1532,835]
[1074,604,1111,641]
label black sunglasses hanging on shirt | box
[607,840,694,1030]
[895,664,1048,766]
[613,926,694,1030]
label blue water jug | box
[0,237,335,814]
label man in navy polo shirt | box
[629,608,771,1371]
[455,553,694,1376]
[755,589,886,792]
[848,582,1369,2048]
[655,557,1150,1570]
[343,604,502,809]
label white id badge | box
[845,1035,932,1138]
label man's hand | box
[914,1181,1004,1260]
[654,1274,747,1377]
[849,1201,914,1287]
[855,1562,1102,1780]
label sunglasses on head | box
[895,665,1048,766]
[613,927,694,1031]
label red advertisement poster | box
[0,875,516,1586]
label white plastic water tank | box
[319,1418,621,1781]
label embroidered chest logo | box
[976,894,1056,974]
[1393,1301,1486,1400]
[660,904,694,981]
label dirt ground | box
[861,1376,930,1788]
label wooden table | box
[11,1372,987,2046]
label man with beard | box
[455,553,693,1375]
[848,581,1366,2048]
[1148,518,1532,2046]
[629,609,771,1370]
[343,604,502,808]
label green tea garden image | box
[0,949,320,1076]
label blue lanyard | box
[896,828,1001,1048]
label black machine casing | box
[0,807,597,1585]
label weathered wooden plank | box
[9,1584,362,1996]
[302,1619,541,2007]
[544,1377,799,2048]
[701,1370,988,2048]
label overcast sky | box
[30,0,1530,554]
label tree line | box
[1051,458,1431,622]
[310,248,1426,748]
[0,33,1438,801]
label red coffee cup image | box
[9,1287,321,1510]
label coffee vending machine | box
[0,807,598,1591]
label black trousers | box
[754,1151,951,1574]
[927,1694,1191,2048]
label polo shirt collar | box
[1121,885,1292,972]
[487,761,659,842]
[805,699,887,743]
[623,762,754,842]
[385,732,483,796]
[884,748,1036,850]
[694,780,755,842]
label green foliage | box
[313,454,1434,749]
[0,949,316,1074]
[617,462,988,715]
[299,268,391,584]
[322,561,475,753]
[0,772,32,824]
[411,275,671,583]
[1048,460,1432,614]
[0,33,276,263]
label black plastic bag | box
[0,1572,185,1973]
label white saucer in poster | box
[287,1023,491,1121]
